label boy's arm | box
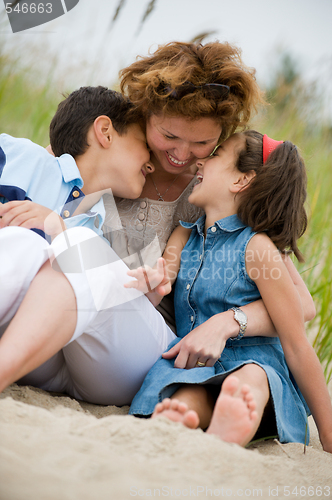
[246,233,332,453]
[124,225,191,307]
[0,200,66,237]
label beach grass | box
[0,45,331,381]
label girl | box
[106,40,314,334]
[126,131,332,453]
[0,42,314,408]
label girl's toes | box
[222,375,239,396]
[177,401,189,414]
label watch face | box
[235,309,247,324]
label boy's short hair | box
[49,86,141,158]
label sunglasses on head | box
[162,81,230,100]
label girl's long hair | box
[236,130,307,261]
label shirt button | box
[72,190,80,198]
[140,201,147,209]
[200,254,203,260]
[136,223,144,231]
[138,213,145,221]
[190,316,194,322]
[211,227,217,233]
[186,284,190,290]
[63,210,70,218]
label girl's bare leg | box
[152,384,215,429]
[0,261,77,393]
[152,364,270,446]
[207,364,269,446]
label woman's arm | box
[246,233,332,453]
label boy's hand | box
[0,200,66,236]
[162,315,228,369]
[124,258,171,305]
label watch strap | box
[229,306,247,341]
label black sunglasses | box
[162,81,230,100]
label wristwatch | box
[229,307,247,340]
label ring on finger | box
[196,361,206,367]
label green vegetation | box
[254,54,332,381]
[0,46,331,381]
[0,48,61,146]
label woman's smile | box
[165,151,193,167]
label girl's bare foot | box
[152,398,199,429]
[206,375,258,446]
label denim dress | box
[129,214,310,444]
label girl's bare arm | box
[246,233,332,453]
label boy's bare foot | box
[206,375,258,446]
[152,398,199,429]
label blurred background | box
[0,0,331,379]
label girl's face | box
[189,133,246,209]
[146,114,222,176]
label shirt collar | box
[180,214,247,235]
[180,215,206,234]
[215,214,247,232]
[56,154,84,188]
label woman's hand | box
[124,258,171,306]
[0,200,66,236]
[162,314,230,369]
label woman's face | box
[146,114,222,175]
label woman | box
[0,42,315,406]
[104,41,313,332]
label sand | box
[0,382,331,500]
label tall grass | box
[253,58,332,381]
[0,49,60,145]
[1,45,331,380]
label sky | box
[0,0,332,112]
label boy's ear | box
[230,170,256,193]
[93,116,114,149]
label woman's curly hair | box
[119,41,265,141]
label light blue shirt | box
[0,134,105,238]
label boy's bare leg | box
[0,261,77,393]
[207,364,269,446]
[152,384,215,430]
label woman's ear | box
[93,116,114,149]
[230,170,256,193]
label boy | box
[0,86,153,238]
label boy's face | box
[107,124,152,199]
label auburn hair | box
[236,130,307,262]
[120,41,265,141]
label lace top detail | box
[102,176,203,269]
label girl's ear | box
[93,116,114,149]
[230,170,256,193]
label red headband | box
[263,134,283,164]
